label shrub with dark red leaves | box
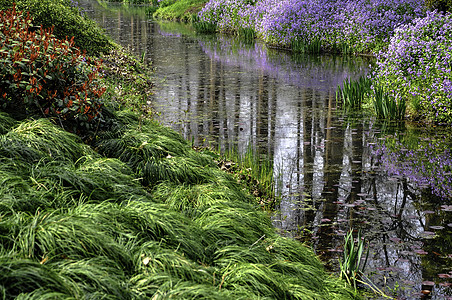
[0,5,107,133]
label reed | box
[191,15,217,34]
[372,86,406,120]
[336,76,372,110]
[339,229,369,292]
[291,38,322,54]
[237,27,256,42]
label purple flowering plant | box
[199,0,425,54]
[372,11,452,123]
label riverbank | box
[0,2,359,298]
[151,0,452,124]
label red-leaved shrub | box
[0,5,106,133]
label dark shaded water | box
[83,1,452,298]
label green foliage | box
[336,76,372,110]
[0,111,356,298]
[237,27,256,42]
[291,38,322,54]
[339,229,369,292]
[372,86,406,120]
[101,48,154,117]
[0,6,109,134]
[192,15,217,33]
[153,0,207,22]
[209,146,275,208]
[425,0,452,12]
[0,112,16,134]
[0,119,91,163]
[0,0,114,55]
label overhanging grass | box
[0,112,16,134]
[0,110,357,299]
[0,119,92,164]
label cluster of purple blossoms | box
[372,11,452,123]
[199,0,425,53]
[198,0,257,33]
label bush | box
[0,0,114,55]
[372,11,452,123]
[0,6,107,134]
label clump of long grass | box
[0,111,356,298]
[0,257,80,299]
[0,112,16,134]
[0,119,92,164]
[95,120,215,188]
[336,76,372,110]
[372,86,406,120]
[151,182,245,212]
[291,38,322,54]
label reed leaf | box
[336,76,372,110]
[372,87,406,120]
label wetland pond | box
[83,1,452,298]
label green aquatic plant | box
[237,27,256,42]
[336,76,372,110]
[291,38,322,54]
[372,86,406,120]
[192,14,217,34]
[339,229,369,292]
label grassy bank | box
[0,3,358,298]
[0,113,359,299]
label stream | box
[82,1,452,298]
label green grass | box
[372,86,406,120]
[192,15,217,34]
[336,76,372,110]
[291,38,322,54]
[339,229,369,292]
[152,0,207,22]
[0,111,358,299]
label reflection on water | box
[82,1,452,298]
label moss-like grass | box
[152,0,207,22]
[0,113,358,299]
